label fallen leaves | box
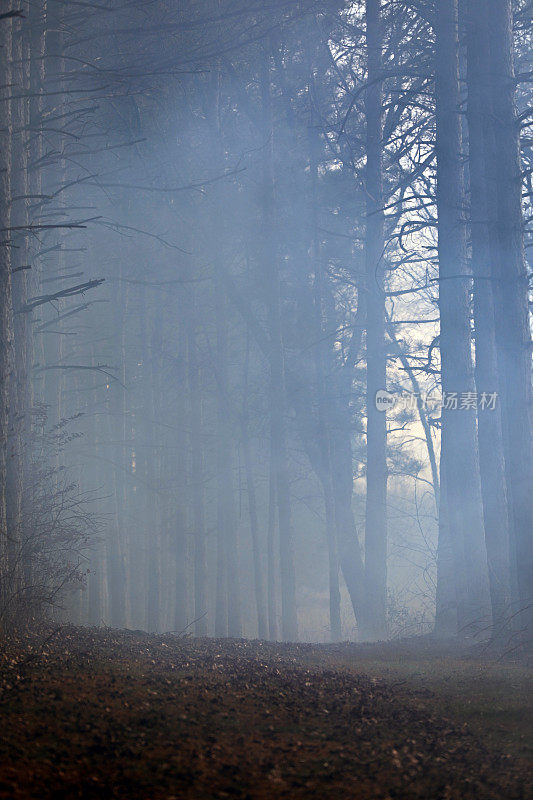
[0,627,529,799]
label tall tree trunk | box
[242,428,268,639]
[267,436,278,641]
[485,0,533,639]
[308,103,342,642]
[214,287,229,638]
[42,3,66,437]
[213,287,241,638]
[261,52,297,641]
[145,319,163,633]
[87,352,103,626]
[363,0,388,641]
[104,274,127,629]
[225,444,241,638]
[133,287,150,630]
[104,390,127,628]
[329,405,367,631]
[434,461,458,636]
[27,0,47,419]
[464,0,512,636]
[0,15,14,624]
[173,288,189,634]
[188,296,208,636]
[322,279,367,633]
[126,289,145,628]
[435,0,491,635]
[242,335,267,639]
[6,13,30,617]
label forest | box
[0,1,531,798]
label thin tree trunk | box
[330,417,367,634]
[322,280,367,633]
[173,288,189,633]
[386,318,439,509]
[385,322,454,635]
[261,52,297,641]
[434,453,458,636]
[213,287,241,638]
[6,13,29,616]
[242,335,267,639]
[308,104,342,642]
[0,16,14,624]
[134,287,150,630]
[27,0,47,418]
[101,272,127,629]
[87,353,102,626]
[225,444,241,638]
[103,393,127,628]
[242,430,268,639]
[215,288,229,638]
[363,0,388,641]
[145,318,163,633]
[188,297,208,636]
[267,436,278,641]
[42,7,66,437]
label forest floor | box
[0,627,531,799]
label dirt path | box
[0,628,530,799]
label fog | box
[1,0,531,648]
[1,2,532,797]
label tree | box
[261,50,298,641]
[363,0,388,642]
[0,15,14,622]
[463,0,512,636]
[434,0,491,634]
[486,0,533,639]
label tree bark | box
[485,0,533,638]
[214,286,229,638]
[308,90,342,642]
[173,287,189,633]
[363,0,388,641]
[267,436,278,641]
[6,12,30,616]
[434,0,491,635]
[242,336,267,639]
[0,15,15,624]
[434,459,458,636]
[464,0,512,635]
[188,296,208,636]
[261,52,298,641]
[145,317,163,633]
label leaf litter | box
[0,626,529,799]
